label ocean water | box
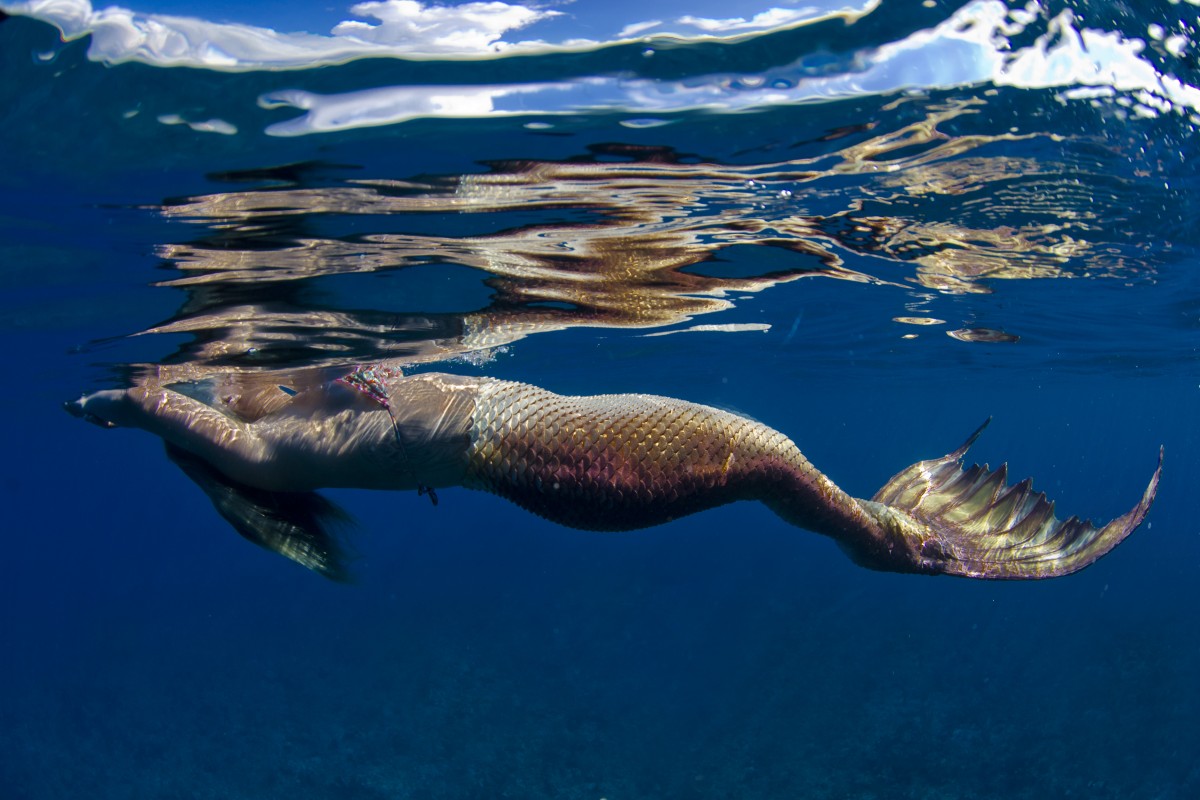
[2,0,1199,797]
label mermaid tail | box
[67,371,1160,580]
[463,383,1161,580]
[858,420,1162,579]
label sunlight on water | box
[126,93,1181,383]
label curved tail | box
[853,420,1162,579]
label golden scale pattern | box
[465,381,807,530]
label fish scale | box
[464,380,808,530]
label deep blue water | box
[2,1,1199,798]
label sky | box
[3,0,884,48]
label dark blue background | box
[2,5,1198,798]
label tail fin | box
[865,421,1162,579]
[165,444,355,581]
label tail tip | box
[948,416,991,460]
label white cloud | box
[0,0,564,67]
[677,7,828,33]
[0,0,892,68]
[332,0,557,50]
[634,1,881,38]
[616,19,663,39]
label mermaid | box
[66,367,1160,581]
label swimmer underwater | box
[66,366,1161,582]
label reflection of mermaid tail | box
[66,370,1160,581]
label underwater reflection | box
[126,99,1157,384]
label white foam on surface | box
[255,1,1200,135]
[4,0,1195,136]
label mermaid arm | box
[164,443,354,581]
[66,383,280,488]
[67,382,366,577]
